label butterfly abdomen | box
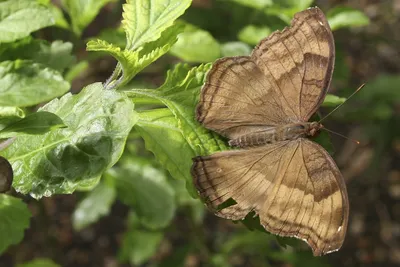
[228,123,317,148]
[228,129,277,147]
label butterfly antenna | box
[318,83,365,124]
[320,126,360,145]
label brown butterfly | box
[191,7,349,256]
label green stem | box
[104,62,123,89]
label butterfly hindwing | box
[192,139,348,256]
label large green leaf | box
[72,181,116,231]
[126,64,228,196]
[62,0,116,36]
[122,0,191,51]
[135,108,197,195]
[0,194,31,254]
[128,64,227,154]
[0,0,54,43]
[110,157,176,229]
[0,83,136,198]
[0,60,70,107]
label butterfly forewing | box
[196,7,334,139]
[251,7,335,121]
[197,57,291,139]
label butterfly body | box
[229,122,322,147]
[191,7,349,256]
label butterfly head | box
[307,121,323,137]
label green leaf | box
[37,0,51,5]
[0,83,137,198]
[0,60,70,107]
[134,108,198,196]
[327,7,370,31]
[0,39,76,72]
[238,25,271,45]
[267,250,330,267]
[16,258,60,267]
[120,230,163,265]
[220,230,273,255]
[228,0,272,9]
[322,94,346,107]
[335,75,400,121]
[122,0,191,51]
[0,111,65,138]
[169,179,205,224]
[118,224,163,265]
[170,22,221,63]
[263,0,314,23]
[88,23,183,88]
[221,42,252,57]
[96,27,126,49]
[62,0,116,36]
[48,3,69,29]
[126,64,228,196]
[0,106,25,128]
[32,40,76,72]
[87,39,139,76]
[268,0,313,10]
[0,0,54,43]
[0,194,31,254]
[110,157,176,229]
[72,181,116,231]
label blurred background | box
[1,0,400,266]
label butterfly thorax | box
[228,122,322,148]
